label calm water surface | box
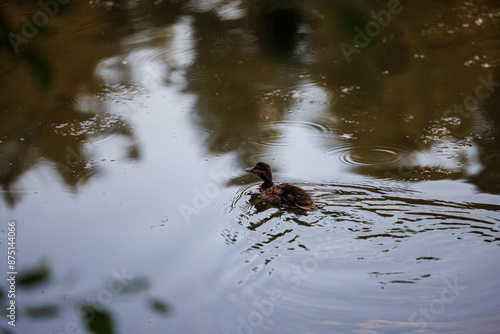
[1,1,500,333]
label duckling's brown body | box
[245,162,317,211]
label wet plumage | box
[245,162,317,211]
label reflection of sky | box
[9,84,196,269]
[412,137,482,176]
[7,56,237,331]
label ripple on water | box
[184,65,208,86]
[218,178,500,333]
[212,29,259,50]
[224,179,500,269]
[325,143,411,169]
[250,119,335,148]
[222,183,323,267]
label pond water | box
[1,1,500,333]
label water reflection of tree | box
[0,103,137,206]
[184,5,309,167]
[0,2,141,206]
[1,0,499,204]
[178,0,500,192]
[473,69,500,193]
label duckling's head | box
[245,162,273,184]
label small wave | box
[325,143,410,168]
[224,179,500,255]
[250,119,335,148]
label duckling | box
[245,162,317,211]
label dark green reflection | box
[0,1,140,206]
[0,261,171,334]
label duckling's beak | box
[245,167,254,173]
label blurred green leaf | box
[18,261,50,288]
[148,297,170,315]
[80,305,114,334]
